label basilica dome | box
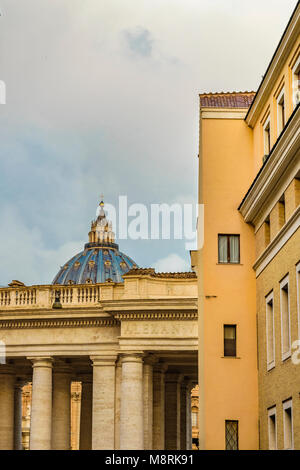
[52,199,138,285]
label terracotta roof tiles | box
[200,91,256,109]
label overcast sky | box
[0,0,297,285]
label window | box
[225,420,238,450]
[277,88,285,134]
[280,275,291,360]
[218,235,240,264]
[292,54,300,108]
[268,407,277,450]
[278,194,286,227]
[266,292,275,370]
[263,116,271,156]
[224,325,236,357]
[283,399,293,449]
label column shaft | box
[52,368,71,450]
[114,360,122,450]
[91,355,116,450]
[0,367,15,450]
[14,382,24,450]
[152,365,166,450]
[29,357,53,450]
[165,374,182,450]
[180,382,187,450]
[120,354,144,450]
[186,384,192,450]
[143,361,153,450]
[79,381,92,450]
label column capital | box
[119,352,144,365]
[165,372,184,384]
[53,363,73,376]
[27,357,54,369]
[153,362,168,374]
[14,378,27,390]
[180,377,193,389]
[90,354,118,366]
[144,354,158,366]
[77,373,93,383]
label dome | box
[52,199,138,285]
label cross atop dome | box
[89,196,115,244]
[52,196,138,285]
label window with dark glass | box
[224,325,236,357]
[225,420,239,450]
[218,235,240,264]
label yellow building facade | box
[198,3,300,450]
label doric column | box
[152,363,167,450]
[14,380,25,450]
[79,378,92,450]
[91,355,117,450]
[28,357,53,450]
[51,365,72,450]
[165,373,183,450]
[143,357,155,450]
[186,382,193,450]
[114,358,122,450]
[0,365,15,450]
[120,353,144,450]
[180,380,189,450]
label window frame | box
[277,87,285,135]
[280,275,291,361]
[268,406,277,450]
[224,324,237,357]
[225,420,239,450]
[263,115,271,156]
[292,54,300,109]
[218,234,240,264]
[283,399,293,450]
[266,291,275,371]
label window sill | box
[221,356,241,359]
[267,362,275,372]
[217,263,243,266]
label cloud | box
[123,27,154,58]
[0,0,297,285]
[0,203,84,286]
[153,253,190,273]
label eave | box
[239,106,300,225]
[245,3,300,128]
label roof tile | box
[200,91,256,109]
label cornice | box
[239,107,300,224]
[200,108,247,120]
[123,268,197,279]
[115,311,197,321]
[101,298,198,313]
[253,206,300,277]
[0,317,120,330]
[245,5,300,127]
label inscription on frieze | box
[121,320,197,338]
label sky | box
[0,0,297,285]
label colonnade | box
[0,354,195,450]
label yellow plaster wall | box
[198,115,258,449]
